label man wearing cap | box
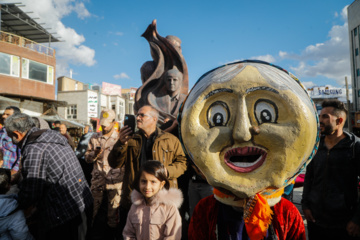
[85,109,123,240]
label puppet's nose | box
[232,99,252,143]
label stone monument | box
[134,20,188,124]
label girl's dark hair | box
[133,160,170,192]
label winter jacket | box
[0,194,33,240]
[123,188,183,240]
[18,127,93,230]
[189,195,306,240]
[85,130,124,227]
[109,128,187,209]
[302,132,360,228]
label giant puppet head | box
[179,60,319,206]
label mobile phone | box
[124,114,136,134]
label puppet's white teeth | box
[230,156,262,167]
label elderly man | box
[108,105,187,233]
[85,109,123,240]
[4,113,92,240]
[302,100,360,239]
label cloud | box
[301,81,317,89]
[73,2,91,19]
[9,0,96,77]
[280,5,351,86]
[249,54,276,63]
[114,73,130,79]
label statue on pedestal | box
[134,20,188,124]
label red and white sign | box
[102,82,122,96]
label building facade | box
[0,3,62,116]
[348,0,360,111]
[57,77,128,129]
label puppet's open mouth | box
[224,147,267,173]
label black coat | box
[302,132,360,228]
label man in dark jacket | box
[108,105,187,233]
[302,100,360,239]
[5,113,93,240]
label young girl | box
[123,160,183,240]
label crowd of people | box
[0,99,360,240]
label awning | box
[40,115,85,128]
[0,3,60,43]
[0,95,20,103]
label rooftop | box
[0,3,60,43]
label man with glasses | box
[109,105,187,234]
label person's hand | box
[94,147,102,156]
[119,126,133,144]
[192,164,206,180]
[303,209,315,223]
[347,221,360,237]
[94,148,103,157]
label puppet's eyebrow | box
[204,88,233,100]
[246,86,279,94]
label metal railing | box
[0,31,55,57]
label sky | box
[1,0,355,98]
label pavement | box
[293,186,309,239]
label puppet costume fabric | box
[179,60,319,240]
[188,195,305,240]
[123,188,183,240]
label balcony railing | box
[0,31,55,57]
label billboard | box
[102,82,122,96]
[88,91,98,118]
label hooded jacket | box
[18,127,93,229]
[108,128,187,209]
[302,132,360,228]
[123,188,183,240]
[0,194,33,240]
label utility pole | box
[346,76,352,132]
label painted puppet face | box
[180,62,318,198]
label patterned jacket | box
[0,128,20,171]
[18,127,93,229]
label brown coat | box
[108,128,187,209]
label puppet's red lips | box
[224,147,267,173]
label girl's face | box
[140,171,165,202]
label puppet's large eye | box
[254,99,278,124]
[207,101,230,128]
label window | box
[67,105,77,119]
[355,28,358,36]
[356,48,359,56]
[0,52,19,77]
[357,69,360,77]
[22,58,54,84]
